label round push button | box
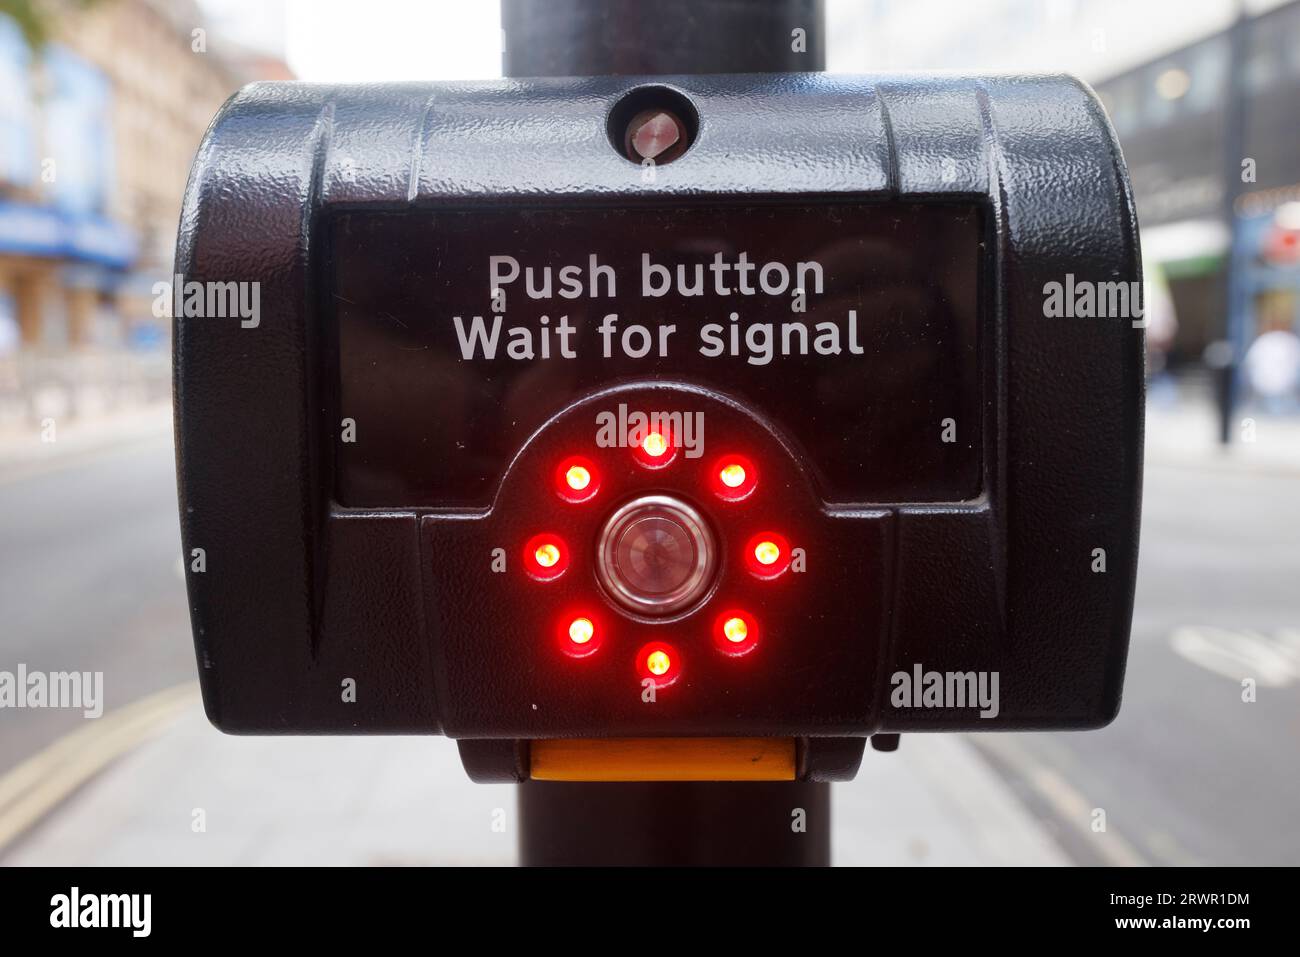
[596,494,716,616]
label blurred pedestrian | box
[1243,325,1300,414]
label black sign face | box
[330,203,983,507]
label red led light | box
[744,531,792,579]
[710,454,758,502]
[713,609,759,657]
[632,426,678,469]
[523,532,570,581]
[635,641,681,688]
[557,611,603,658]
[555,455,600,503]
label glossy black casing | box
[174,74,1143,771]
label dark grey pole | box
[1217,5,1250,444]
[501,0,825,77]
[501,0,834,866]
[519,780,832,866]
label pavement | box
[1,389,1297,866]
[1145,392,1300,476]
[0,402,174,481]
[3,694,1068,866]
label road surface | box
[973,460,1300,866]
[0,433,195,774]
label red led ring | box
[632,427,678,469]
[713,609,759,657]
[744,531,791,579]
[555,455,600,503]
[523,532,570,581]
[710,454,758,502]
[636,641,681,688]
[558,612,603,658]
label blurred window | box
[1105,78,1140,136]
[1185,38,1227,113]
[1146,60,1187,124]
[1243,29,1282,92]
[0,15,37,190]
[42,46,114,216]
[1285,5,1300,76]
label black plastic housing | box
[174,74,1143,751]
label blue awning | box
[0,202,63,257]
[0,200,137,269]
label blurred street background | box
[1,0,1298,865]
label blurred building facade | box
[828,0,1300,382]
[1093,0,1300,377]
[0,0,287,425]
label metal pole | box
[501,0,833,866]
[519,780,831,866]
[1218,5,1251,444]
[501,0,825,77]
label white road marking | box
[1169,626,1300,686]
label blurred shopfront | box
[0,0,287,425]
